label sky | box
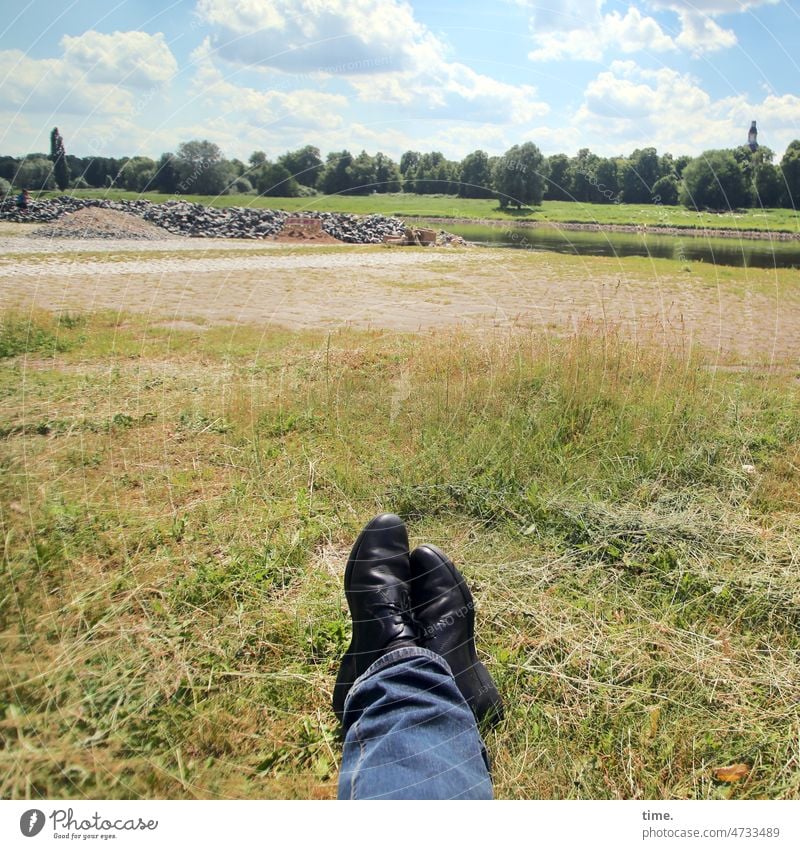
[1,0,799,163]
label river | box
[440,222,800,269]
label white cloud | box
[528,6,675,61]
[190,38,348,130]
[61,30,178,88]
[582,61,709,120]
[0,30,178,118]
[646,1,779,12]
[0,30,179,155]
[646,0,781,54]
[576,60,800,155]
[195,0,436,74]
[674,11,737,54]
[519,0,604,32]
[350,61,549,124]
[524,0,779,60]
[0,49,134,116]
[195,0,549,126]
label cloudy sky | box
[1,0,798,162]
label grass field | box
[2,307,799,799]
[36,189,800,234]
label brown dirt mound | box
[271,217,342,244]
[30,207,179,240]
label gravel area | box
[1,226,798,363]
[30,207,181,240]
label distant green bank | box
[35,189,800,235]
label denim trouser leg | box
[337,646,493,800]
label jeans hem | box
[345,647,452,710]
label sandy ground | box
[2,227,799,364]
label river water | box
[442,222,800,270]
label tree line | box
[2,136,800,211]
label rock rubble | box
[0,196,408,243]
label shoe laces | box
[372,590,423,637]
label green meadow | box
[36,189,800,234]
[2,307,799,799]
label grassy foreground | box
[36,189,800,234]
[1,310,799,799]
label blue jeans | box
[337,647,493,799]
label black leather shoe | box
[332,514,419,723]
[410,544,503,725]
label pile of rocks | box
[141,201,287,239]
[310,212,406,244]
[0,196,407,243]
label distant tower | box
[748,120,758,152]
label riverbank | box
[408,216,800,242]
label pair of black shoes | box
[332,514,503,726]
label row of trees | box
[3,138,800,211]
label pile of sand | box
[29,207,179,240]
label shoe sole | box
[414,544,504,726]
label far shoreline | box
[405,215,800,243]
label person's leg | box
[338,646,492,800]
[332,513,501,800]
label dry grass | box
[1,308,799,799]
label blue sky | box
[1,0,798,162]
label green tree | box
[49,127,70,191]
[592,158,620,204]
[252,161,299,196]
[570,148,600,202]
[84,156,122,189]
[118,156,157,192]
[493,142,546,208]
[755,167,780,207]
[458,150,493,198]
[672,155,692,179]
[278,146,322,188]
[14,156,55,190]
[320,150,354,195]
[652,175,679,206]
[779,140,800,208]
[399,150,420,176]
[545,153,573,201]
[399,150,420,191]
[408,151,456,194]
[65,154,91,185]
[174,139,233,195]
[679,149,750,210]
[752,161,781,208]
[620,147,660,203]
[374,152,401,193]
[0,156,18,182]
[348,150,377,194]
[152,153,180,193]
[735,145,781,207]
[232,176,253,194]
[249,151,268,167]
